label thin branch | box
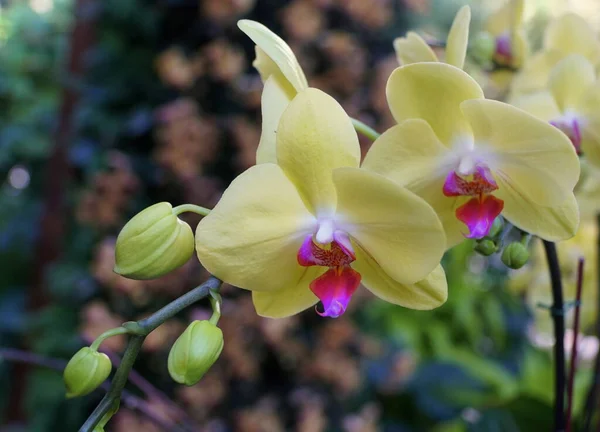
[566,258,585,432]
[0,348,181,431]
[350,118,381,142]
[543,240,567,432]
[79,276,222,432]
[584,214,600,431]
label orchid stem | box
[543,240,567,432]
[90,327,129,351]
[351,118,381,142]
[583,213,600,432]
[172,204,211,217]
[566,258,585,432]
[79,276,222,432]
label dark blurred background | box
[0,0,598,431]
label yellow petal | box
[486,0,524,36]
[548,54,596,112]
[577,84,600,168]
[252,267,323,318]
[256,76,295,164]
[509,31,529,69]
[333,167,446,284]
[499,191,579,242]
[461,99,580,207]
[362,119,465,248]
[581,118,600,169]
[445,5,471,69]
[393,32,438,65]
[386,63,484,145]
[509,91,561,122]
[238,20,308,92]
[277,88,360,216]
[510,50,563,96]
[353,249,448,310]
[544,13,600,64]
[195,163,316,292]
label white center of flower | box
[315,218,335,244]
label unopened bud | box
[475,239,498,256]
[471,32,496,65]
[114,202,194,280]
[488,216,504,238]
[501,242,530,269]
[168,320,224,386]
[63,347,112,398]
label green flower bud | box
[63,347,112,398]
[488,216,504,238]
[114,202,194,280]
[168,320,224,386]
[471,31,496,65]
[501,242,530,269]
[475,239,498,256]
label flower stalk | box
[566,257,585,432]
[542,240,567,432]
[351,118,381,142]
[79,276,222,432]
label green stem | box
[209,290,222,325]
[90,327,129,351]
[79,276,222,432]
[520,233,532,247]
[172,204,211,217]
[351,118,381,142]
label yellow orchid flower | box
[362,62,580,248]
[511,54,600,163]
[237,19,308,164]
[481,0,527,69]
[511,13,600,96]
[394,5,471,69]
[195,88,448,318]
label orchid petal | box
[332,167,446,284]
[510,50,564,96]
[363,119,464,248]
[485,0,524,36]
[548,54,596,112]
[393,32,438,65]
[509,91,561,122]
[353,248,448,310]
[460,99,580,206]
[386,63,483,146]
[499,189,579,241]
[310,266,361,318]
[195,164,316,292]
[256,76,295,164]
[445,5,471,69]
[544,13,600,64]
[252,267,323,318]
[455,195,504,239]
[277,88,360,216]
[238,20,308,92]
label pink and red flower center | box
[297,233,361,318]
[443,164,504,239]
[494,33,514,66]
[550,117,582,154]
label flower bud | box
[471,31,496,65]
[114,202,194,280]
[63,347,112,398]
[168,320,224,386]
[488,216,504,238]
[501,242,530,269]
[475,238,498,256]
